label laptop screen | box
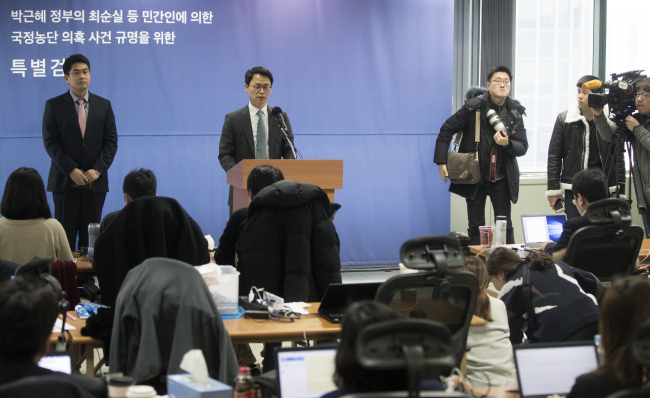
[276,346,338,398]
[514,342,599,397]
[319,282,382,313]
[522,215,566,244]
[38,352,73,374]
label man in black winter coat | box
[236,180,342,302]
[434,65,528,245]
[546,75,624,219]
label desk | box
[472,386,519,398]
[224,302,341,345]
[49,312,103,377]
[75,256,95,276]
[470,239,650,264]
[51,304,485,377]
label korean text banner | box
[0,0,453,266]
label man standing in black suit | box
[541,168,608,254]
[218,66,295,212]
[42,54,118,251]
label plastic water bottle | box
[87,223,100,261]
[234,366,254,398]
[495,216,507,246]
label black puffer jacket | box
[547,103,625,196]
[236,180,342,302]
[434,88,528,203]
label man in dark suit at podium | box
[218,66,296,212]
[42,54,118,251]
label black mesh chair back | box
[340,319,471,398]
[375,236,478,367]
[564,199,643,283]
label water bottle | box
[495,216,507,246]
[234,366,255,398]
[87,223,100,261]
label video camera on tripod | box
[586,70,647,131]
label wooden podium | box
[226,159,344,211]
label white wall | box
[449,175,645,242]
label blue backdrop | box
[0,0,453,266]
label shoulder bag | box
[447,109,481,185]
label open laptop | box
[38,351,73,374]
[513,341,599,398]
[276,345,338,398]
[318,282,382,323]
[521,214,566,249]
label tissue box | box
[167,374,232,398]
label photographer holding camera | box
[546,75,625,219]
[593,77,650,229]
[434,65,528,245]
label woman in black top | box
[565,276,650,398]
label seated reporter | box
[0,276,106,397]
[540,168,608,255]
[214,165,284,265]
[0,167,73,264]
[461,257,516,387]
[99,168,157,234]
[486,248,599,344]
[551,276,650,398]
[322,301,445,398]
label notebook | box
[38,351,73,374]
[276,345,338,398]
[318,282,382,323]
[521,214,567,249]
[513,341,599,398]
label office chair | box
[93,196,209,307]
[0,375,95,398]
[564,199,644,283]
[109,258,238,395]
[340,318,470,398]
[605,322,650,398]
[375,236,478,367]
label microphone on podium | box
[272,107,297,159]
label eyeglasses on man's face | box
[490,79,510,86]
[251,85,271,92]
[69,70,89,77]
[636,92,650,101]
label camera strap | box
[453,109,481,154]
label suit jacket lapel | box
[267,105,279,158]
[65,91,84,139]
[238,106,255,155]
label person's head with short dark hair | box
[576,75,604,94]
[486,66,513,105]
[487,66,513,84]
[334,300,405,393]
[63,54,90,76]
[246,165,284,199]
[122,168,157,204]
[572,168,608,213]
[596,276,650,388]
[245,67,274,110]
[0,276,59,362]
[1,167,52,220]
[244,67,273,86]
